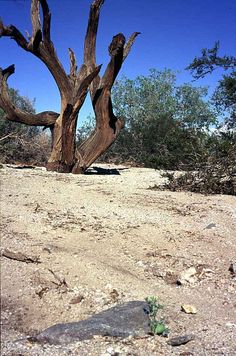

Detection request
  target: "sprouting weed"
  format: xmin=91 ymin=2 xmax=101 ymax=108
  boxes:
xmin=145 ymin=296 xmax=170 ymax=336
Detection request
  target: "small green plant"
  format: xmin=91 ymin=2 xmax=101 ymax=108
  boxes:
xmin=145 ymin=296 xmax=163 ymax=317
xmin=145 ymin=296 xmax=170 ymax=336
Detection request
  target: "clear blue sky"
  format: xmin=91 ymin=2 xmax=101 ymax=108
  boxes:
xmin=0 ymin=0 xmax=236 ymax=124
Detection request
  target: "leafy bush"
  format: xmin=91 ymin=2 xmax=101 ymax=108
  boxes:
xmin=77 ymin=69 xmax=235 ymax=195
xmin=99 ymin=69 xmax=217 ymax=169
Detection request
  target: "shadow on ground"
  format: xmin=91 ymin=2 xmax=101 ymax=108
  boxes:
xmin=85 ymin=166 xmax=128 ymax=175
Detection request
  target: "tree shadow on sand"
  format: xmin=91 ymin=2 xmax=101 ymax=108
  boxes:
xmin=85 ymin=166 xmax=129 ymax=175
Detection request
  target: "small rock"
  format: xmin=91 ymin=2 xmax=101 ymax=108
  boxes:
xmin=167 ymin=334 xmax=195 ymax=346
xmin=227 ymin=285 xmax=235 ymax=293
xmin=150 ymin=267 xmax=166 ymax=278
xmin=146 ymin=251 xmax=158 ymax=257
xmin=106 ymin=347 xmax=115 ymax=355
xmin=225 ymin=322 xmax=236 ymax=328
xmin=229 ymin=262 xmax=236 ymax=276
xmin=69 ymin=294 xmax=84 ymax=304
xmin=136 ymin=260 xmax=145 ymax=268
xmin=105 ymin=346 xmax=121 ymax=355
xmin=177 ymin=267 xmax=197 ymax=285
xmin=164 ymin=271 xmax=178 ymax=285
xmin=205 ymin=223 xmax=216 ymax=229
xmin=181 ymin=304 xmax=197 ymax=314
xmin=43 ymin=246 xmax=52 ymax=254
xmin=109 ymin=289 xmax=119 ymax=302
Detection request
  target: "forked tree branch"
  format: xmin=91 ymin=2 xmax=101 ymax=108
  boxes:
xmin=68 ymin=48 xmax=78 ymax=80
xmin=84 ymin=0 xmax=139 ymax=102
xmin=84 ymin=0 xmax=104 ymax=68
xmin=74 ymin=3 xmax=139 ymax=173
xmin=0 ymin=20 xmax=28 ymax=50
xmin=29 ymin=0 xmax=42 ymax=51
xmin=0 ymin=65 xmax=58 ymax=126
xmin=123 ymin=32 xmax=140 ymax=62
xmin=0 ymin=0 xmax=71 ymax=99
xmin=84 ymin=0 xmax=104 ymax=98
xmin=74 ymin=65 xmax=102 ymax=112
xmin=39 ymin=0 xmax=51 ymax=43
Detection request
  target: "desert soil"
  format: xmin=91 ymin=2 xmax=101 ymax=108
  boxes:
xmin=0 ymin=163 xmax=236 ymax=356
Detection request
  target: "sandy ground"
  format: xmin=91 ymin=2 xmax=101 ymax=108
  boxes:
xmin=0 ymin=163 xmax=236 ymax=355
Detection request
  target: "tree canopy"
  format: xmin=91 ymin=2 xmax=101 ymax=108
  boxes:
xmin=81 ymin=69 xmax=217 ymax=169
xmin=187 ymin=42 xmax=236 ymax=128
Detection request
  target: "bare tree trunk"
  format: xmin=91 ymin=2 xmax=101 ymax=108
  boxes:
xmin=47 ymin=109 xmax=78 ymax=173
xmin=0 ymin=0 xmax=139 ymax=174
xmin=72 ymin=2 xmax=140 ymax=173
xmin=73 ymin=113 xmax=124 ymax=174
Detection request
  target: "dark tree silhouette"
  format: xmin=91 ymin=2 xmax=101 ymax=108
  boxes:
xmin=186 ymin=41 xmax=236 ymax=79
xmin=187 ymin=42 xmax=236 ymax=128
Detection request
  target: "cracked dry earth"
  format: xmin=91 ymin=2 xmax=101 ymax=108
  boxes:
xmin=0 ymin=163 xmax=236 ymax=355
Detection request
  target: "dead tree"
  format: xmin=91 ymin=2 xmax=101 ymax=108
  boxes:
xmin=0 ymin=0 xmax=139 ymax=173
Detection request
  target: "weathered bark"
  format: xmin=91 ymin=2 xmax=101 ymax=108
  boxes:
xmin=0 ymin=66 xmax=59 ymax=127
xmin=73 ymin=2 xmax=140 ymax=173
xmin=0 ymin=0 xmax=139 ymax=173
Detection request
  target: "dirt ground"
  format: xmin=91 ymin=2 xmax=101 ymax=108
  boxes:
xmin=1 ymin=163 xmax=236 ymax=355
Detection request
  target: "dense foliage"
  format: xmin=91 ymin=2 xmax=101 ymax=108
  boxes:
xmin=0 ymin=89 xmax=50 ymax=165
xmin=79 ymin=69 xmax=217 ymax=169
xmin=77 ymin=67 xmax=235 ymax=195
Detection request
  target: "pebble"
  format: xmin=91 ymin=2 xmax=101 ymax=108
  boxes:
xmin=225 ymin=322 xmax=236 ymax=328
xmin=177 ymin=267 xmax=197 ymax=285
xmin=167 ymin=334 xmax=195 ymax=346
xmin=181 ymin=304 xmax=197 ymax=314
xmin=205 ymin=223 xmax=216 ymax=229
xmin=229 ymin=262 xmax=236 ymax=275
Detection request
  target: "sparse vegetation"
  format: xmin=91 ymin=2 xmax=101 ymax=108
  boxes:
xmin=145 ymin=296 xmax=170 ymax=336
xmin=0 ymin=89 xmax=50 ymax=166
xmin=161 ymin=158 xmax=235 ymax=196
xmin=149 ymin=133 xmax=236 ymax=196
xmin=187 ymin=41 xmax=236 ymax=129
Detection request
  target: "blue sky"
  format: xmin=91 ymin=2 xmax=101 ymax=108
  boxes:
xmin=0 ymin=0 xmax=236 ymax=125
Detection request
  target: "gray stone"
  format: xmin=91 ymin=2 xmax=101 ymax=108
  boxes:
xmin=205 ymin=223 xmax=216 ymax=229
xmin=167 ymin=334 xmax=195 ymax=346
xmin=34 ymin=301 xmax=151 ymax=344
xmin=229 ymin=262 xmax=236 ymax=276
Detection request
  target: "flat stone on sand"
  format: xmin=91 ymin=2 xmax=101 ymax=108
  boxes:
xmin=35 ymin=301 xmax=151 ymax=344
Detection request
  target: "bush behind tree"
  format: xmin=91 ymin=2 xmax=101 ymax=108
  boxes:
xmin=160 ymin=131 xmax=236 ymax=195
xmin=79 ymin=69 xmax=217 ymax=169
xmin=78 ymin=68 xmax=235 ymax=195
xmin=0 ymin=89 xmax=50 ymax=165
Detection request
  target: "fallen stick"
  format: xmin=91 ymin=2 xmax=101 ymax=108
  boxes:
xmin=1 ymin=249 xmax=41 ymax=263
xmin=48 ymin=268 xmax=68 ymax=290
